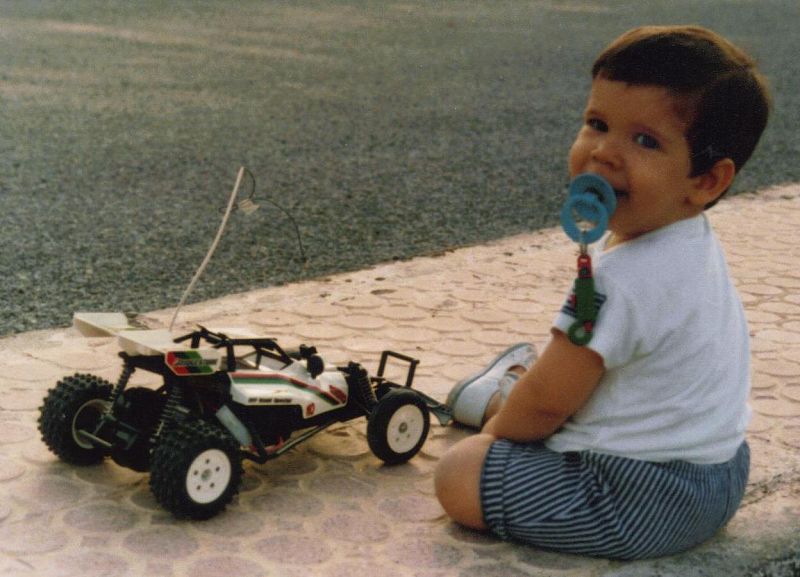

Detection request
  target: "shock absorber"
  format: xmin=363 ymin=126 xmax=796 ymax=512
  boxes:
xmin=345 ymin=362 xmax=377 ymax=413
xmin=107 ymin=354 xmax=136 ymax=411
xmin=154 ymin=385 xmax=188 ymax=439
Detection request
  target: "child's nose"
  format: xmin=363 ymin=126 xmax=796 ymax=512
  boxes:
xmin=590 ymin=137 xmax=623 ymax=168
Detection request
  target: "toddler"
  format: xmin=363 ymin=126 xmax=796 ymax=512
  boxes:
xmin=434 ymin=25 xmax=770 ymax=560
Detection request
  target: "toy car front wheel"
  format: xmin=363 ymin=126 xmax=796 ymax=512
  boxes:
xmin=367 ymin=388 xmax=430 ymax=465
xmin=149 ymin=420 xmax=243 ymax=520
xmin=38 ymin=374 xmax=113 ymax=465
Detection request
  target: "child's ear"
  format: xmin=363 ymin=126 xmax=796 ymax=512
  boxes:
xmin=689 ymin=158 xmax=736 ymax=208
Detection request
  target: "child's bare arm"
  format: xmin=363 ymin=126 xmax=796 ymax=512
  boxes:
xmin=482 ymin=329 xmax=604 ymax=442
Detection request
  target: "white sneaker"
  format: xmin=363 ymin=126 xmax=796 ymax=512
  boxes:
xmin=447 ymin=343 xmax=537 ymax=428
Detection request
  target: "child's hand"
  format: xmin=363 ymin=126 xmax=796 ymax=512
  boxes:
xmin=482 ymin=329 xmax=604 ymax=442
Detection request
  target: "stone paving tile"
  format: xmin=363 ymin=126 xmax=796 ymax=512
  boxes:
xmin=0 ymin=185 xmax=798 ymax=577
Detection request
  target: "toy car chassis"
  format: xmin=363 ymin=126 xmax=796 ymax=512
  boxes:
xmin=38 ymin=313 xmax=447 ymax=519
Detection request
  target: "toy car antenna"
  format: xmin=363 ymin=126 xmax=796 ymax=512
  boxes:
xmin=169 ymin=167 xmax=246 ymax=331
xmin=168 ymin=166 xmax=309 ymax=332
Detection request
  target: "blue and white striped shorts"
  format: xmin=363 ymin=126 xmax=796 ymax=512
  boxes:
xmin=480 ymin=440 xmax=749 ymax=560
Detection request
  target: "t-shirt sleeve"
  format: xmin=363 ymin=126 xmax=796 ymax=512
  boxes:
xmin=553 ymin=273 xmax=639 ymax=370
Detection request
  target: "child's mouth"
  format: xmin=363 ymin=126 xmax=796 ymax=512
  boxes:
xmin=614 ymin=189 xmax=628 ymax=200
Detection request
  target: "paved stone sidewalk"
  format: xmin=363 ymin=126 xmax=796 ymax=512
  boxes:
xmin=0 ymin=185 xmax=798 ymax=577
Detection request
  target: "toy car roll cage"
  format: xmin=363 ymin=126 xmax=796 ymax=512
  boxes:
xmin=174 ymin=326 xmax=418 ymax=387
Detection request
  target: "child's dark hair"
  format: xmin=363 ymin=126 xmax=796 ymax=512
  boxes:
xmin=592 ymin=26 xmax=770 ymax=205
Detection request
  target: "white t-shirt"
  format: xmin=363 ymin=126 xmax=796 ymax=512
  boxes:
xmin=548 ymin=214 xmax=751 ymax=464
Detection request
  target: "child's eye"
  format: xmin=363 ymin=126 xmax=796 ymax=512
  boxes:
xmin=586 ymin=118 xmax=608 ymax=132
xmin=635 ymin=133 xmax=660 ymax=150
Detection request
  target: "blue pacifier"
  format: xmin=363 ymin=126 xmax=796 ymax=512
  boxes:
xmin=560 ymin=173 xmax=616 ymax=244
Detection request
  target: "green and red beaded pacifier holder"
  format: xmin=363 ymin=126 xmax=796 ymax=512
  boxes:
xmin=559 ymin=174 xmax=616 ymax=345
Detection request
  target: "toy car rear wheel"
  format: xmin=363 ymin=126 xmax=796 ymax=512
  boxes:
xmin=38 ymin=374 xmax=112 ymax=465
xmin=367 ymin=388 xmax=430 ymax=465
xmin=149 ymin=420 xmax=243 ymax=520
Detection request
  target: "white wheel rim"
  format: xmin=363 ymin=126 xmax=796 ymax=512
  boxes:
xmin=386 ymin=404 xmax=425 ymax=454
xmin=185 ymin=449 xmax=232 ymax=504
xmin=72 ymin=399 xmax=110 ymax=449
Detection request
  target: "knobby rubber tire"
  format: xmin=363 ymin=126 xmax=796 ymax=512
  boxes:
xmin=149 ymin=419 xmax=243 ymax=520
xmin=38 ymin=374 xmax=113 ymax=465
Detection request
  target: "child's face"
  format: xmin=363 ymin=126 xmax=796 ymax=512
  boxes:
xmin=569 ymin=77 xmax=700 ymax=244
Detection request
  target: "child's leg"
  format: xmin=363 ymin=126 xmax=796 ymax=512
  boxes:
xmin=434 ymin=433 xmax=496 ymax=530
xmin=435 ymin=347 xmax=534 ymax=528
xmin=483 ymin=364 xmax=526 ymax=421
xmin=447 ymin=343 xmax=536 ymax=428
xmin=437 ymin=439 xmax=751 ymax=560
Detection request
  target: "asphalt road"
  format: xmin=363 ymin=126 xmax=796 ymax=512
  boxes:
xmin=1 ymin=0 xmax=798 ymax=336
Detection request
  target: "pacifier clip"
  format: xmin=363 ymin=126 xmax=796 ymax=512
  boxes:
xmin=559 ymin=174 xmax=616 ymax=345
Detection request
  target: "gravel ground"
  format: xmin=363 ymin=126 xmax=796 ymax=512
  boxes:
xmin=1 ymin=0 xmax=799 ymax=336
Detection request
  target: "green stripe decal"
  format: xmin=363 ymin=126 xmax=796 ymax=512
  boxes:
xmin=231 ymin=372 xmax=343 ymax=405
